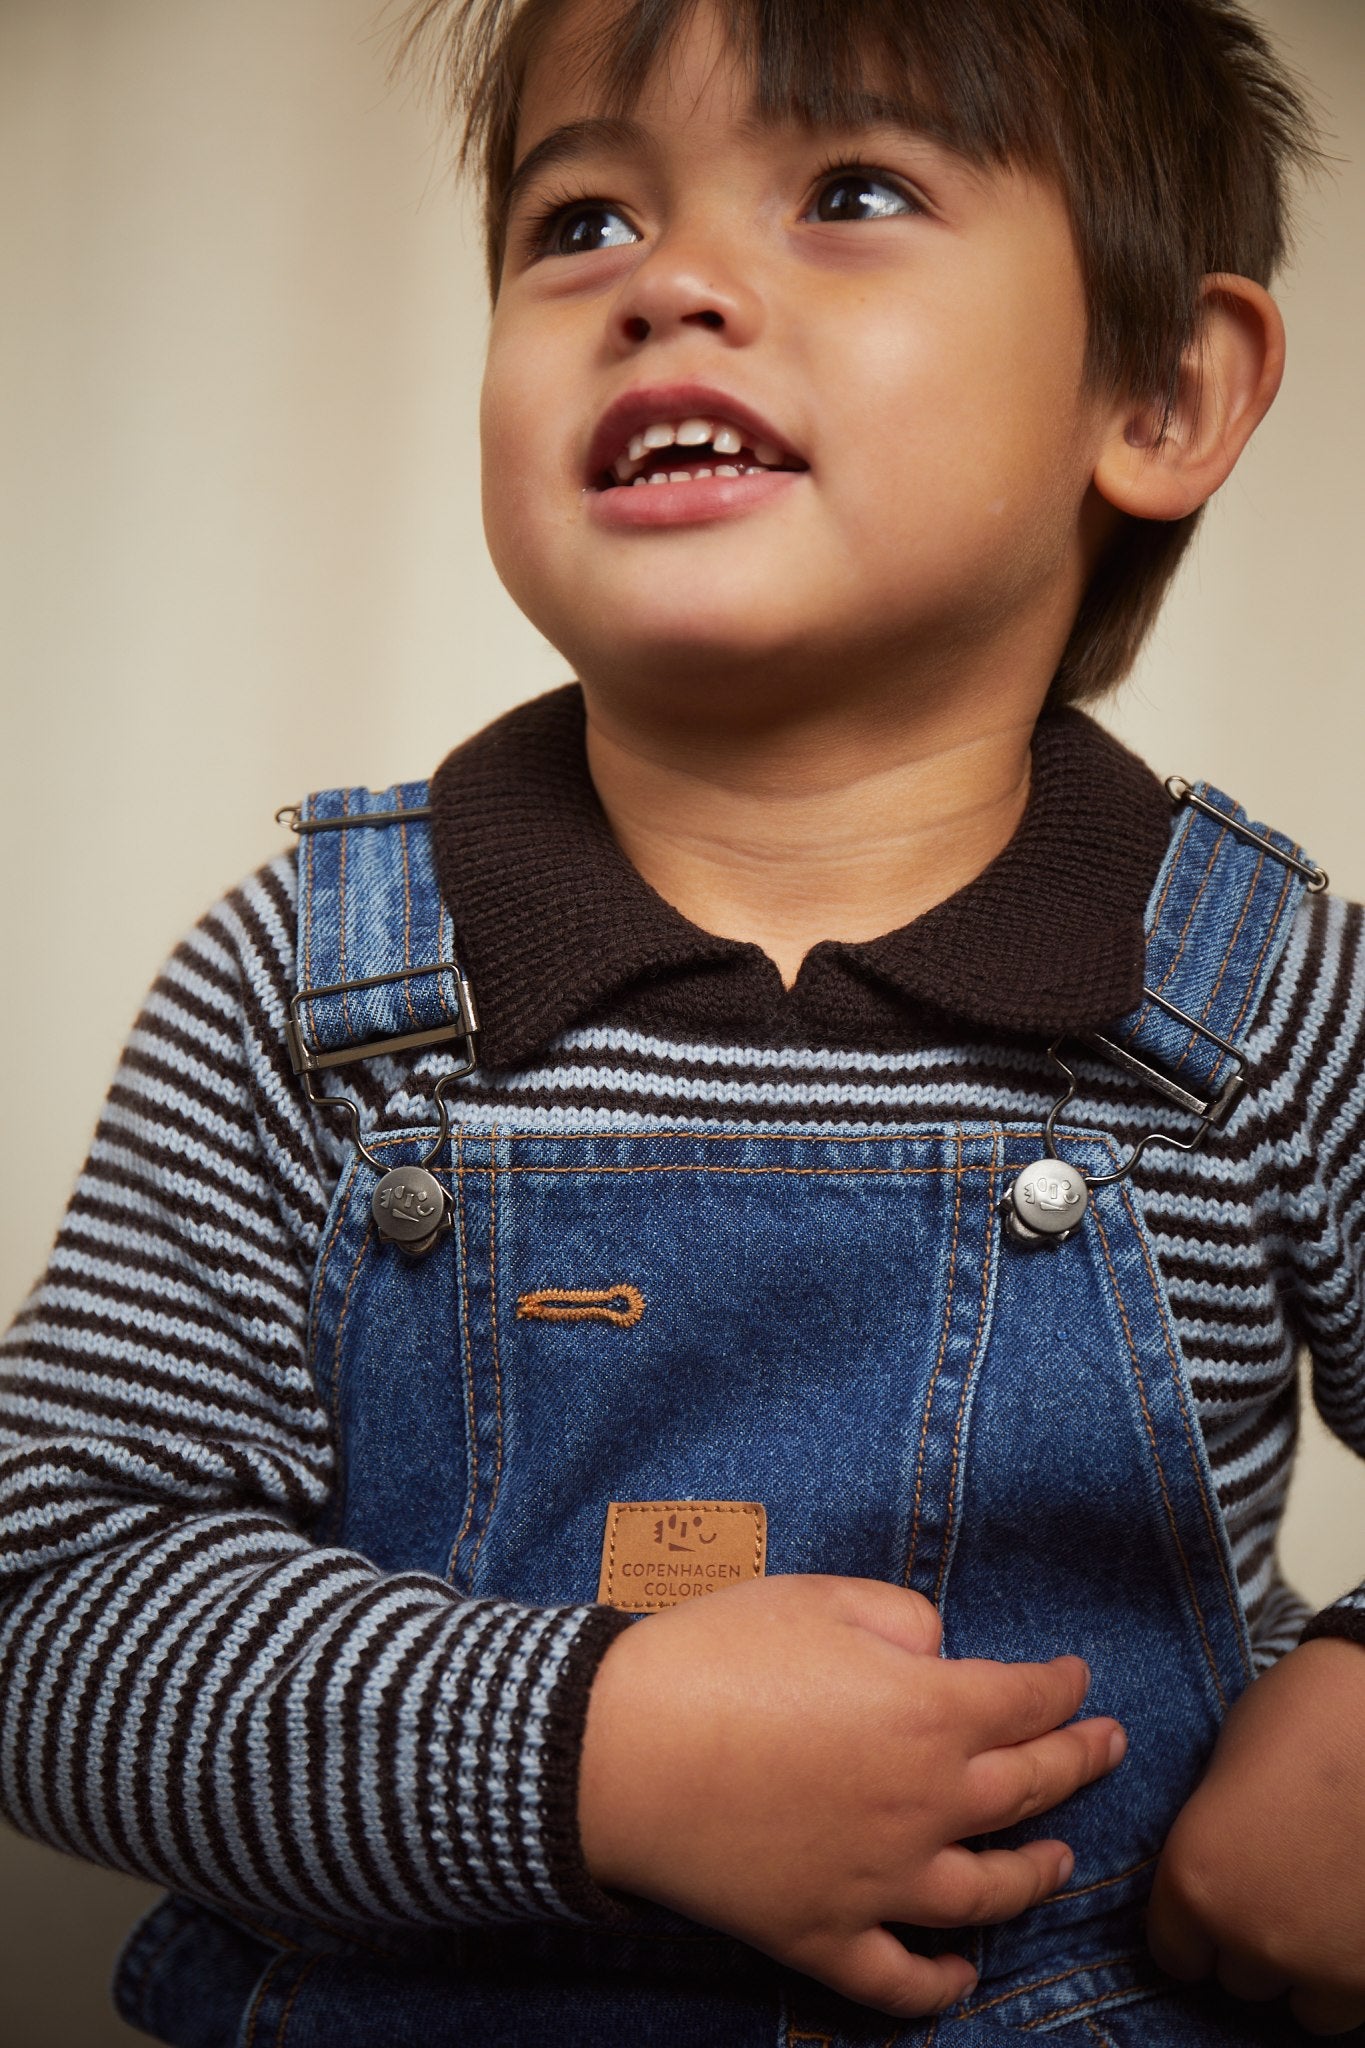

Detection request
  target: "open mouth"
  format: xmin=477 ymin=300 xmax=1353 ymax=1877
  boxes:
xmin=592 ymin=414 xmax=809 ymax=491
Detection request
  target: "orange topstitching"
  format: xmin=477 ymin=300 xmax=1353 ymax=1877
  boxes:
xmin=904 ymin=1124 xmax=964 ymax=1587
xmin=465 ymin=1127 xmax=505 ymax=1585
xmin=1090 ymin=1205 xmax=1226 ymax=1710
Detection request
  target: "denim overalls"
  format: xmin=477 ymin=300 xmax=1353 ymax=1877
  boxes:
xmin=116 ymin=776 xmax=1323 ymax=2048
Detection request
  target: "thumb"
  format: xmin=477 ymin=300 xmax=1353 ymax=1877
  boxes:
xmin=832 ymin=1576 xmax=943 ymax=1658
xmin=799 ymin=1927 xmax=977 ymax=2018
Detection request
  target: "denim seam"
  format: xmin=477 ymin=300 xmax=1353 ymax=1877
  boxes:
xmin=1148 ymin=823 xmax=1226 ymax=1001
xmin=447 ymin=1127 xmax=479 ymax=1587
xmin=360 ymin=1138 xmax=1092 ymax=1168
xmin=1117 ymin=1182 xmax=1251 ymax=1683
xmin=466 ymin=1126 xmax=506 ymax=1585
xmin=360 ymin=1127 xmax=1028 ymax=1153
xmin=1170 ymin=848 xmax=1262 ymax=1077
xmin=303 ymin=812 xmax=319 ymax=1049
xmin=959 ymin=1949 xmax=1144 ymax=2021
xmin=935 ymin=1155 xmax=999 ymax=1606
xmin=1020 ymin=1976 xmax=1152 ymax=2030
xmin=1123 ymin=822 xmax=1225 ymax=1048
xmin=117 ymin=1899 xmax=202 ymax=2012
xmin=1142 ymin=801 xmax=1197 ymax=950
xmin=338 ymin=789 xmax=354 ymax=1040
xmin=239 ymin=1949 xmax=295 ymax=2048
xmin=493 ymin=1163 xmax=987 ymax=1180
xmin=871 ymin=2024 xmax=936 ymax=2048
xmin=1224 ymin=860 xmax=1295 ymax=1046
xmin=904 ymin=1124 xmax=963 ymax=1587
xmin=1082 ymin=2019 xmax=1119 ymax=2047
xmin=1048 ymin=1849 xmax=1158 ymax=1904
xmin=271 ymin=1951 xmax=326 ymax=2046
xmin=516 ymin=1286 xmax=647 ymax=1325
xmin=394 ymin=788 xmax=419 ymax=1031
xmin=1090 ymin=1206 xmax=1227 ymax=1711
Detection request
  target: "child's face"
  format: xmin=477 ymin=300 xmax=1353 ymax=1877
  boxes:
xmin=480 ymin=1 xmax=1116 ymax=706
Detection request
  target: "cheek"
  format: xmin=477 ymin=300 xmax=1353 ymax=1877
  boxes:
xmin=831 ymin=296 xmax=1073 ymax=504
xmin=479 ymin=355 xmax=548 ymax=559
xmin=479 ymin=356 xmax=523 ymax=496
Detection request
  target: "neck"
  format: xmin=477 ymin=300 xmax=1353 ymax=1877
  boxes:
xmin=582 ymin=680 xmax=1044 ymax=988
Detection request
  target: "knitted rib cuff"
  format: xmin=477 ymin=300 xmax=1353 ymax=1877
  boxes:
xmin=1299 ymin=1600 xmax=1365 ymax=1653
xmin=537 ymin=1602 xmax=639 ymax=1923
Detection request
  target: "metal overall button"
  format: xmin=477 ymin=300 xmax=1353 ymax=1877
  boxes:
xmin=371 ymin=1165 xmax=453 ymax=1257
xmin=1004 ymin=1157 xmax=1089 ymax=1245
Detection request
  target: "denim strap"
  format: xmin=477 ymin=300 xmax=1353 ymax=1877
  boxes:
xmin=283 ymin=774 xmax=1320 ymax=1104
xmin=286 ymin=781 xmax=475 ymax=1071
xmin=1107 ymin=779 xmax=1324 ymax=1109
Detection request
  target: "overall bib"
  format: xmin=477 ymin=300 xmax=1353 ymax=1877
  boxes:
xmin=116 ymin=778 xmax=1320 ymax=2048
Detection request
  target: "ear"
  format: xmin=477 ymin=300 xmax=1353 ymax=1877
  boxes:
xmin=1092 ymin=275 xmax=1286 ymax=523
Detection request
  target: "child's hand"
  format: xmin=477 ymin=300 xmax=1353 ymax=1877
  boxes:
xmin=1147 ymin=1636 xmax=1365 ymax=2036
xmin=578 ymin=1574 xmax=1126 ymax=2018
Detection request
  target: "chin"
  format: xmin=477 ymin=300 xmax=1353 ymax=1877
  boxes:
xmin=550 ymin=591 xmax=817 ymax=673
xmin=570 ymin=624 xmax=815 ymax=690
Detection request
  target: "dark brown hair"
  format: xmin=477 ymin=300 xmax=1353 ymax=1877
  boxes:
xmin=394 ymin=0 xmax=1322 ymax=706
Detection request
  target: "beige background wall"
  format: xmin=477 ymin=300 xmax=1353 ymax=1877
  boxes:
xmin=1 ymin=1 xmax=1362 ymax=2040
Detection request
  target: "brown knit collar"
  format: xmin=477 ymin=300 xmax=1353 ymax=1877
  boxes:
xmin=429 ymin=684 xmax=1173 ymax=1070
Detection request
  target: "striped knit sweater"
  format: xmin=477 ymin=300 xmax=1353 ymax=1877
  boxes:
xmin=2 ymin=691 xmax=1363 ymax=1944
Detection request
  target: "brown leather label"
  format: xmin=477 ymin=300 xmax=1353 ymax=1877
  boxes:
xmin=597 ymin=1501 xmax=767 ymax=1613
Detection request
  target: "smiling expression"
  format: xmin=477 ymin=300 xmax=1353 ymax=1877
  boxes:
xmin=479 ymin=0 xmax=1119 ymax=707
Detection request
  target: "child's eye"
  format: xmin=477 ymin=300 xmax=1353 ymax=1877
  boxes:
xmin=807 ymin=169 xmax=920 ymax=222
xmin=530 ymin=202 xmax=640 ymax=258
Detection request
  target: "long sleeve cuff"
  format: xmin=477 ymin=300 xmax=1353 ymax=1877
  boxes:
xmin=486 ymin=1598 xmax=637 ymax=1923
xmin=1300 ymin=1593 xmax=1365 ymax=1651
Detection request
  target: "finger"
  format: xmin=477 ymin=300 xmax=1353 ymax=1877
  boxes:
xmin=831 ymin=1576 xmax=944 ymax=1659
xmin=917 ymin=1840 xmax=1075 ymax=1927
xmin=964 ymin=1718 xmax=1127 ymax=1833
xmin=1215 ymin=1952 xmax=1292 ymax=2004
xmin=793 ymin=1927 xmax=978 ymax=2019
xmin=1145 ymin=1863 xmax=1216 ymax=1983
xmin=1289 ymin=1989 xmax=1365 ymax=2037
xmin=950 ymin=1656 xmax=1094 ymax=1750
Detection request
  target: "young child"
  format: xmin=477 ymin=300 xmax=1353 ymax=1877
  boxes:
xmin=3 ymin=1 xmax=1363 ymax=2043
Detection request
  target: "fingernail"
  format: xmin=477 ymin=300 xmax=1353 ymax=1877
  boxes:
xmin=943 ymin=1972 xmax=978 ymax=2010
xmin=1107 ymin=1728 xmax=1127 ymax=1767
xmin=1057 ymin=1849 xmax=1075 ymax=1885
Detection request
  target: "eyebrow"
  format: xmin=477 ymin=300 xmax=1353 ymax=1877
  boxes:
xmin=502 ymin=94 xmax=968 ymax=219
xmin=504 ymin=116 xmax=647 ymax=219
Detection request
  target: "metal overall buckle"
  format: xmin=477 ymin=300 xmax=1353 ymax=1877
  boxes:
xmin=1003 ymin=777 xmax=1329 ymax=1248
xmin=286 ymin=963 xmax=479 ymax=1258
xmin=1002 ymin=993 xmax=1247 ymax=1247
xmin=279 ymin=798 xmax=478 ymax=1256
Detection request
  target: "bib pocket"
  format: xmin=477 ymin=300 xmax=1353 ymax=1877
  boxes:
xmin=437 ymin=1126 xmax=1005 ymax=1608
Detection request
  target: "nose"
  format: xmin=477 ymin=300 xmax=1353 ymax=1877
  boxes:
xmin=608 ymin=229 xmax=764 ymax=354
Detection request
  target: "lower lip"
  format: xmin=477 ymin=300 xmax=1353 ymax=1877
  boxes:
xmin=586 ymin=469 xmax=804 ymax=529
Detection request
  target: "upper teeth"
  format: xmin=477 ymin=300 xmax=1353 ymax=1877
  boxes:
xmin=612 ymin=417 xmax=786 ymax=484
